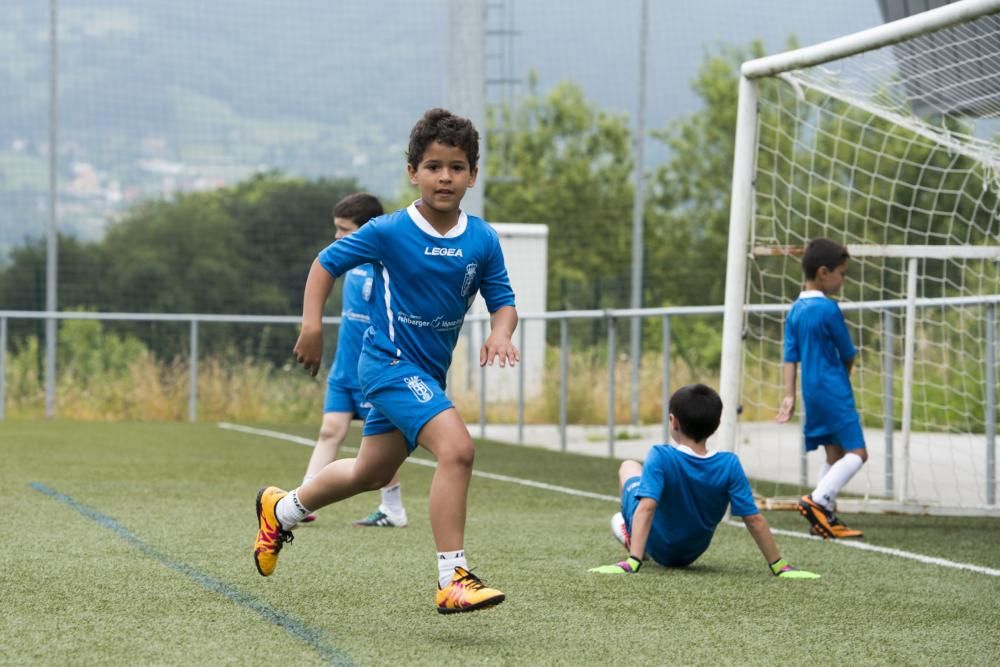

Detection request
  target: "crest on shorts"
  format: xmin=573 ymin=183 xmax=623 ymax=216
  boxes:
xmin=460 ymin=263 xmax=478 ymax=297
xmin=404 ymin=375 xmax=434 ymax=403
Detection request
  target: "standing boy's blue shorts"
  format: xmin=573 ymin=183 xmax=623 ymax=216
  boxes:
xmin=323 ymin=379 xmax=372 ymax=420
xmin=359 ymin=356 xmax=454 ymax=454
xmin=804 ymin=414 xmax=866 ymax=452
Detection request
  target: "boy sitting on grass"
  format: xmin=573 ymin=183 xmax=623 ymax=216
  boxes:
xmin=590 ymin=384 xmax=819 ymax=579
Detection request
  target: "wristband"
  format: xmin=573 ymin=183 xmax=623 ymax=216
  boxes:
xmin=625 ymin=556 xmax=642 ymax=573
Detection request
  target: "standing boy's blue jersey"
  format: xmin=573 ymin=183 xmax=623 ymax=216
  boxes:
xmin=316 ymin=202 xmax=516 ymax=386
xmin=783 ymin=291 xmax=858 ymax=436
xmin=629 ymin=444 xmax=758 ymax=567
xmin=327 ymin=264 xmax=374 ymax=389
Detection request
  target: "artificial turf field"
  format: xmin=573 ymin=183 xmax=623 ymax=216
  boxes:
xmin=3 ymin=421 xmax=999 ymax=666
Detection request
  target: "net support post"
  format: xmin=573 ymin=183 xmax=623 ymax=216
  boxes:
xmin=986 ymin=302 xmax=997 ymax=505
xmin=517 ymin=324 xmax=525 ymax=444
xmin=719 ymin=75 xmax=760 ymax=452
xmin=899 ymin=258 xmax=919 ymax=502
xmin=188 ymin=320 xmax=198 ymax=422
xmin=883 ymin=308 xmax=895 ymax=497
xmin=479 ymin=318 xmax=487 ymax=439
xmin=559 ymin=318 xmax=568 ymax=452
xmin=0 ymin=317 xmax=6 ymax=421
xmin=607 ymin=311 xmax=617 ymax=458
xmin=661 ymin=314 xmax=671 ymax=444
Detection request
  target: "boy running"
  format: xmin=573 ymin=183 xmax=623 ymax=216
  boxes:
xmin=298 ymin=192 xmax=408 ymax=528
xmin=254 ymin=108 xmax=519 ymax=614
xmin=776 ymin=237 xmax=867 ymax=539
xmin=591 ymin=384 xmax=818 ymax=579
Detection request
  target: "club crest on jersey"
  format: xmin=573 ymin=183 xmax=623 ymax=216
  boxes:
xmin=461 ymin=263 xmax=478 ymax=296
xmin=404 ymin=375 xmax=434 ymax=403
xmin=424 ymin=247 xmax=463 ymax=257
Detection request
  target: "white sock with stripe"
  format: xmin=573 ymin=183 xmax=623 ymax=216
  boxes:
xmin=812 ymin=453 xmax=864 ymax=511
xmin=380 ymin=483 xmax=404 ymax=519
xmin=438 ymin=550 xmax=467 ymax=588
xmin=275 ymin=489 xmax=311 ymax=530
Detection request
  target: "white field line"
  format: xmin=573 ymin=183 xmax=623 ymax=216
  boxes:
xmin=217 ymin=422 xmax=619 ymax=502
xmin=218 ymin=422 xmax=1000 ymax=577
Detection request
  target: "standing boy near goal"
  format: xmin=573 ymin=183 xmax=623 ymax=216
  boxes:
xmin=590 ymin=384 xmax=819 ymax=579
xmin=254 ymin=108 xmax=519 ymax=614
xmin=297 ymin=192 xmax=408 ymax=528
xmin=776 ymin=237 xmax=867 ymax=539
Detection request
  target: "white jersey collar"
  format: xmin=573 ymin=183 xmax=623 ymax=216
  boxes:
xmin=407 ymin=200 xmax=467 ymax=239
xmin=798 ymin=290 xmax=826 ymax=300
xmin=675 ymin=443 xmax=716 ymax=458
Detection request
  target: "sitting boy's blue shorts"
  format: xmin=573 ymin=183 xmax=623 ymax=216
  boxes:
xmin=804 ymin=415 xmax=866 ymax=452
xmin=323 ymin=380 xmax=372 ymax=419
xmin=620 ymin=475 xmax=643 ymax=534
xmin=359 ymin=357 xmax=453 ymax=454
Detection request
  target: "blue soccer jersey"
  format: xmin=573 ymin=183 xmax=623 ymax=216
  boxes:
xmin=783 ymin=291 xmax=858 ymax=436
xmin=628 ymin=444 xmax=758 ymax=567
xmin=326 ymin=264 xmax=374 ymax=390
xmin=316 ymin=202 xmax=516 ymax=387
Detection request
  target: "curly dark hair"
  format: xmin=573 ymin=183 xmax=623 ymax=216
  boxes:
xmin=407 ymin=108 xmax=479 ymax=171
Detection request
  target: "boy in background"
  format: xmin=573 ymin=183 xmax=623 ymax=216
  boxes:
xmin=255 ymin=108 xmax=519 ymax=614
xmin=591 ymin=384 xmax=818 ymax=579
xmin=776 ymin=237 xmax=867 ymax=539
xmin=298 ymin=192 xmax=407 ymax=528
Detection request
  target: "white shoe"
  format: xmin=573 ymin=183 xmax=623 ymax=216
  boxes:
xmin=610 ymin=512 xmax=629 ymax=548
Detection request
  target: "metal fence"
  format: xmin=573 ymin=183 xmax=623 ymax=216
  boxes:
xmin=2 ymin=295 xmax=996 ymax=469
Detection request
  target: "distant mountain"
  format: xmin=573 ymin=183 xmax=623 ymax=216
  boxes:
xmin=0 ymin=0 xmax=882 ymax=257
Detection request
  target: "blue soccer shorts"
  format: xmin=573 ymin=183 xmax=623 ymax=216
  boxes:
xmin=804 ymin=415 xmax=866 ymax=452
xmin=359 ymin=357 xmax=454 ymax=454
xmin=323 ymin=379 xmax=372 ymax=420
xmin=620 ymin=476 xmax=643 ymax=534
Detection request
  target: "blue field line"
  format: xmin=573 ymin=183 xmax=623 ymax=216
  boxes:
xmin=29 ymin=482 xmax=357 ymax=667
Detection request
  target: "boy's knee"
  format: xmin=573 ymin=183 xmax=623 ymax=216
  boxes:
xmin=619 ymin=460 xmax=642 ymax=476
xmin=436 ymin=438 xmax=475 ymax=469
xmin=851 ymin=449 xmax=869 ymax=463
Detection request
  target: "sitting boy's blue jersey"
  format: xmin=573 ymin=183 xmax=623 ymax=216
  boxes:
xmin=783 ymin=291 xmax=858 ymax=436
xmin=317 ymin=202 xmax=516 ymax=386
xmin=327 ymin=264 xmax=374 ymax=390
xmin=636 ymin=444 xmax=758 ymax=567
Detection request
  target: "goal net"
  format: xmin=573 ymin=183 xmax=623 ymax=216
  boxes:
xmin=720 ymin=0 xmax=1000 ymax=516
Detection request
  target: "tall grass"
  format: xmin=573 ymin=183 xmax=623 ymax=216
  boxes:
xmin=3 ymin=319 xmax=990 ymax=432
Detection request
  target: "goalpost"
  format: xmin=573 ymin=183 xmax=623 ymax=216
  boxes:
xmin=720 ymin=0 xmax=1000 ymax=516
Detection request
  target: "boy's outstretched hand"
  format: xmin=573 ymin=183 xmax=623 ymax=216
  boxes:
xmin=589 ymin=557 xmax=642 ymax=574
xmin=480 ymin=332 xmax=520 ymax=368
xmin=769 ymin=558 xmax=820 ymax=579
xmin=293 ymin=326 xmax=324 ymax=377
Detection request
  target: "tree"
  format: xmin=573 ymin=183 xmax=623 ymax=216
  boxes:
xmin=485 ymin=80 xmax=634 ymax=311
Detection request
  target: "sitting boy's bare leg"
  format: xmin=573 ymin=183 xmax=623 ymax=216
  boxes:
xmin=298 ymin=431 xmax=408 ymax=510
xmin=418 ymin=408 xmax=475 ymax=552
xmin=618 ymin=460 xmax=643 ymax=494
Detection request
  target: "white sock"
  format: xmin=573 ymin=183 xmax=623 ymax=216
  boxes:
xmin=818 ymin=461 xmax=832 ymax=483
xmin=380 ymin=483 xmax=404 ymax=518
xmin=275 ymin=489 xmax=312 ymax=530
xmin=438 ymin=550 xmax=467 ymax=588
xmin=812 ymin=453 xmax=864 ymax=511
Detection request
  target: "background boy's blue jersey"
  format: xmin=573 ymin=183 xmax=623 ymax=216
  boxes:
xmin=783 ymin=291 xmax=858 ymax=435
xmin=636 ymin=444 xmax=758 ymax=566
xmin=327 ymin=264 xmax=374 ymax=390
xmin=317 ymin=202 xmax=516 ymax=386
